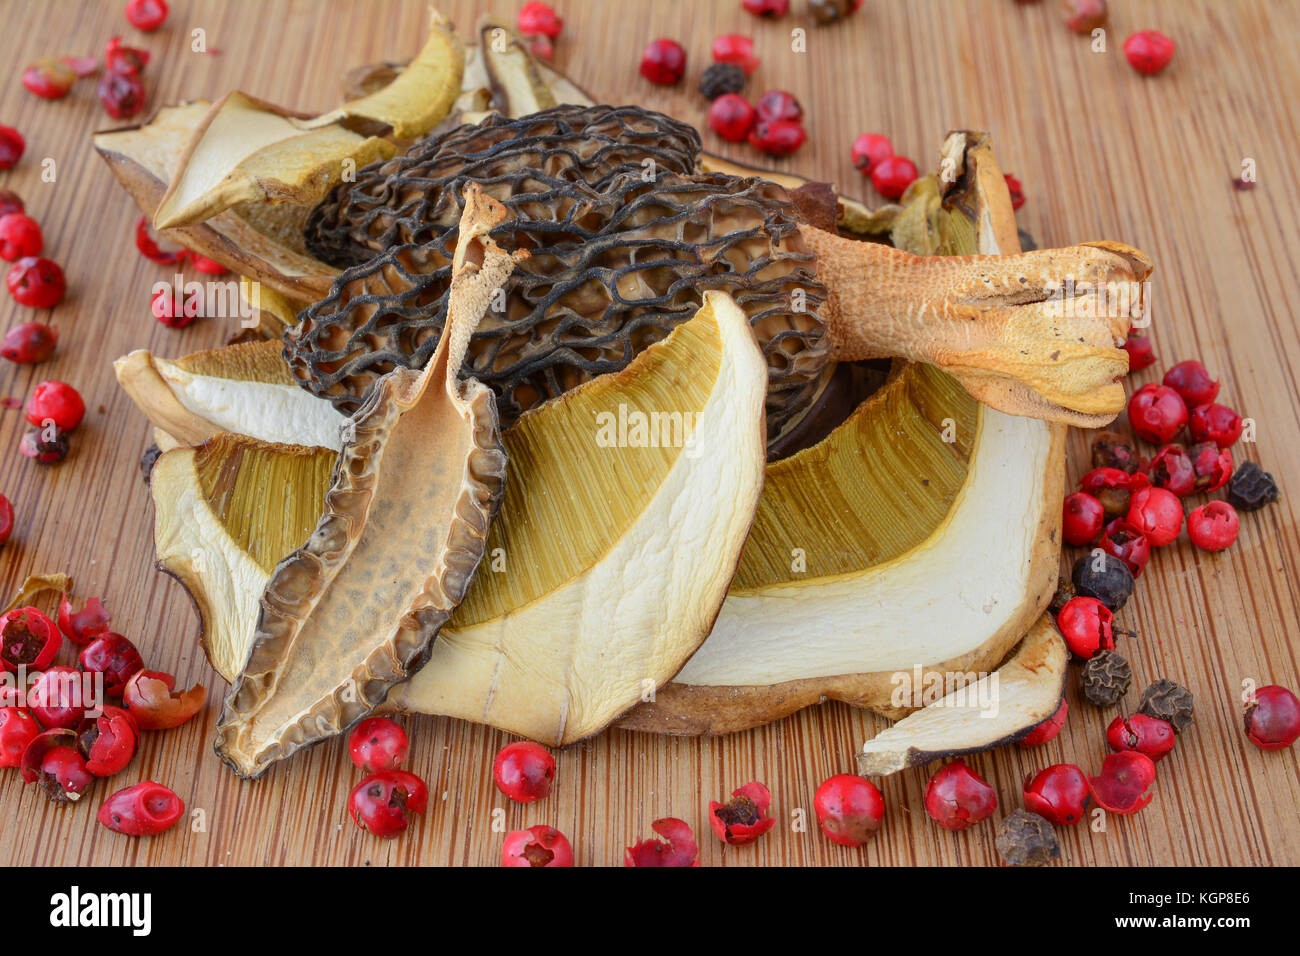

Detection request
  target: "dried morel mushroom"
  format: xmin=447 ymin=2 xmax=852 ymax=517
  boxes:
xmin=1080 ymin=649 xmax=1132 ymax=707
xmin=1138 ymin=678 xmax=1194 ymax=733
xmin=291 ymin=104 xmax=1153 ymax=449
xmin=995 ymin=809 xmax=1060 ymax=867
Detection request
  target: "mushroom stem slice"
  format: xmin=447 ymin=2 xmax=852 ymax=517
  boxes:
xmin=800 ymin=226 xmax=1153 ymax=426
xmin=855 ymin=615 xmax=1069 ymax=776
xmin=213 ymin=184 xmax=523 ymax=778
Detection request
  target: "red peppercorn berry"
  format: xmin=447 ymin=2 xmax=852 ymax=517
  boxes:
xmin=1146 ymin=443 xmax=1195 ymax=497
xmin=708 ymin=93 xmax=757 ymax=143
xmin=349 ymin=770 xmax=428 ymax=838
xmin=20 ymin=426 xmax=68 ymax=464
xmin=98 ymin=780 xmax=185 ymax=835
xmin=25 ymin=380 xmax=85 ymax=431
xmin=1122 ymin=334 xmax=1155 ymax=372
xmin=57 ymin=593 xmax=111 ymax=645
xmin=923 ymin=759 xmax=997 ymax=830
xmin=186 ymin=251 xmax=228 ymax=276
xmin=1186 ymin=500 xmax=1239 ymax=552
xmin=348 ymin=717 xmax=410 ymax=772
xmin=1064 ymin=0 xmax=1108 ymax=33
xmin=1062 ymin=491 xmax=1105 ymax=546
xmin=1124 ymin=30 xmax=1175 ymax=76
xmin=21 ymin=729 xmax=94 ymax=802
xmin=0 ymin=128 xmax=25 ymax=170
xmin=0 ymin=493 xmax=13 ymax=547
xmin=1022 ymin=763 xmax=1090 ymax=825
xmin=624 ymin=817 xmax=699 ymax=867
xmin=1004 ymin=173 xmax=1026 ymax=210
xmin=492 ymin=740 xmax=555 ymax=803
xmin=712 ymin=34 xmax=759 ymax=75
xmin=1101 ymin=518 xmax=1151 ymax=577
xmin=813 ymin=773 xmax=885 ymax=846
xmin=1079 ymin=467 xmax=1133 ymax=518
xmin=1188 ymin=442 xmax=1232 ymax=493
xmin=2 ymin=322 xmax=58 ymax=364
xmin=743 ymin=0 xmax=790 ymax=16
xmin=124 ymin=670 xmax=205 ymax=730
xmin=851 ymin=133 xmax=893 ymax=176
xmin=640 ymin=38 xmax=686 ymax=85
xmin=709 ymin=780 xmax=777 ymax=845
xmin=748 ymin=119 xmax=806 ymax=156
xmin=871 ymin=155 xmax=919 ymax=200
xmin=518 ymin=2 xmax=563 ymax=39
xmin=1162 ymin=359 xmax=1219 ymax=408
xmin=1106 ymin=713 xmax=1176 ymax=762
xmin=1018 ymin=699 xmax=1067 ymax=748
xmin=7 ymin=257 xmax=66 ymax=309
xmin=756 ymin=90 xmax=802 ymax=124
xmin=1126 ymin=485 xmax=1183 ymax=547
xmin=1244 ymin=685 xmax=1300 ymax=751
xmin=0 ymin=606 xmax=61 ymax=673
xmin=0 ymin=213 xmax=43 ymax=262
xmin=151 ymin=288 xmax=196 ymax=329
xmin=1127 ymin=383 xmax=1187 ymax=444
xmin=22 ymin=59 xmax=77 ymax=99
xmin=125 ymin=0 xmax=169 ymax=32
xmin=28 ymin=667 xmax=88 ymax=730
xmin=0 ymin=707 xmax=41 ymax=767
xmin=1188 ymin=402 xmax=1243 ymax=449
xmin=78 ymin=705 xmax=138 ymax=776
xmin=98 ymin=67 xmax=146 ymax=119
xmin=135 ymin=215 xmax=186 ymax=264
xmin=104 ymin=37 xmax=150 ymax=75
xmin=502 ymin=824 xmax=574 ymax=866
xmin=1089 ymin=751 xmax=1156 ymax=814
xmin=1056 ymin=596 xmax=1115 ymax=660
xmin=78 ymin=633 xmax=145 ymax=697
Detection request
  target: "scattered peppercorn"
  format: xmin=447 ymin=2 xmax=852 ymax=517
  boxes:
xmin=708 ymin=94 xmax=757 ymax=143
xmin=1080 ymin=649 xmax=1132 ymax=707
xmin=851 ymin=133 xmax=893 ymax=175
xmin=1071 ymin=552 xmax=1134 ymax=611
xmin=1124 ymin=30 xmax=1175 ymax=76
xmin=1101 ymin=519 xmax=1151 ymax=577
xmin=1127 ymin=486 xmax=1184 ymax=547
xmin=0 ymin=189 xmax=23 ymax=217
xmin=22 ymin=59 xmax=77 ymax=99
xmin=1128 ymin=384 xmax=1188 ymax=444
xmin=1188 ymin=402 xmax=1243 ymax=449
xmin=699 ymin=62 xmax=746 ymax=100
xmin=995 ymin=809 xmax=1060 ymax=867
xmin=809 ymin=0 xmax=861 ymax=24
xmin=639 ymin=38 xmax=686 ymax=85
xmin=20 ymin=425 xmax=69 ymax=464
xmin=1122 ymin=334 xmax=1156 ymax=372
xmin=1138 ymin=678 xmax=1194 ymax=733
xmin=1 ymin=322 xmax=58 ymax=364
xmin=1163 ymin=360 xmax=1220 ymax=407
xmin=0 ymin=213 xmax=44 ymax=262
xmin=1243 ymin=685 xmax=1300 ymax=751
xmin=6 ymin=256 xmax=66 ymax=309
xmin=871 ymin=155 xmax=919 ymax=200
xmin=1079 ymin=466 xmax=1133 ymax=517
xmin=1226 ymin=461 xmax=1279 ymax=511
xmin=0 ymin=128 xmax=24 ymax=171
xmin=756 ymin=90 xmax=803 ymax=124
xmin=1189 ymin=442 xmax=1233 ymax=492
xmin=1062 ymin=0 xmax=1107 ymax=33
xmin=743 ymin=0 xmax=789 ymax=16
xmin=1187 ymin=500 xmax=1239 ymax=552
xmin=712 ymin=34 xmax=759 ymax=75
xmin=1004 ymin=173 xmax=1026 ymax=210
xmin=125 ymin=0 xmax=169 ymax=32
xmin=1062 ymin=491 xmax=1105 ymax=546
xmin=748 ymin=119 xmax=806 ymax=155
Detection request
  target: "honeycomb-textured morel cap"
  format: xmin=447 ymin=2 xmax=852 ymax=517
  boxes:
xmin=288 ymin=168 xmax=831 ymax=447
xmin=304 ymin=104 xmax=703 ymax=268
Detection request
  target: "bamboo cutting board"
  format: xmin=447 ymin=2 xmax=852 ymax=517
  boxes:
xmin=1 ymin=0 xmax=1297 ymax=867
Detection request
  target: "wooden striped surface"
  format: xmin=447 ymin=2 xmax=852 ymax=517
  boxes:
xmin=1 ymin=0 xmax=1297 ymax=866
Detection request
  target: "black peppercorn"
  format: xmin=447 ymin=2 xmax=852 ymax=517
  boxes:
xmin=1138 ymin=678 xmax=1194 ymax=733
xmin=995 ymin=810 xmax=1060 ymax=867
xmin=1081 ymin=650 xmax=1132 ymax=707
xmin=698 ymin=63 xmax=746 ymax=100
xmin=1071 ymin=552 xmax=1135 ymax=612
xmin=1227 ymin=461 xmax=1279 ymax=511
xmin=1092 ymin=431 xmax=1139 ymax=474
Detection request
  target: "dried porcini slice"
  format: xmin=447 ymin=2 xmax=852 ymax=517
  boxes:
xmin=151 ymin=434 xmax=336 ymax=681
xmin=152 ymin=9 xmax=465 ymax=230
xmin=214 ymin=184 xmax=522 ymax=777
xmin=382 ymin=287 xmax=768 ymax=744
xmin=854 ymin=616 xmax=1069 ymax=776
xmin=114 ymin=338 xmax=346 ymax=452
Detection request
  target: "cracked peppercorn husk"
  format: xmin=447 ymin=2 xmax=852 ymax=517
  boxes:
xmin=1227 ymin=461 xmax=1279 ymax=511
xmin=1092 ymin=430 xmax=1139 ymax=474
xmin=1081 ymin=650 xmax=1132 ymax=707
xmin=699 ymin=62 xmax=746 ymax=100
xmin=995 ymin=810 xmax=1060 ymax=867
xmin=1049 ymin=576 xmax=1076 ymax=616
xmin=1138 ymin=678 xmax=1194 ymax=733
xmin=20 ymin=426 xmax=68 ymax=464
xmin=1072 ymin=552 xmax=1135 ymax=611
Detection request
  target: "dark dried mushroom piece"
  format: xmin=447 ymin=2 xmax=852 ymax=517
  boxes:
xmin=1227 ymin=460 xmax=1279 ymax=511
xmin=1138 ymin=678 xmax=1194 ymax=733
xmin=996 ymin=809 xmax=1060 ymax=867
xmin=214 ymin=185 xmax=524 ymax=777
xmin=1080 ymin=649 xmax=1132 ymax=707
